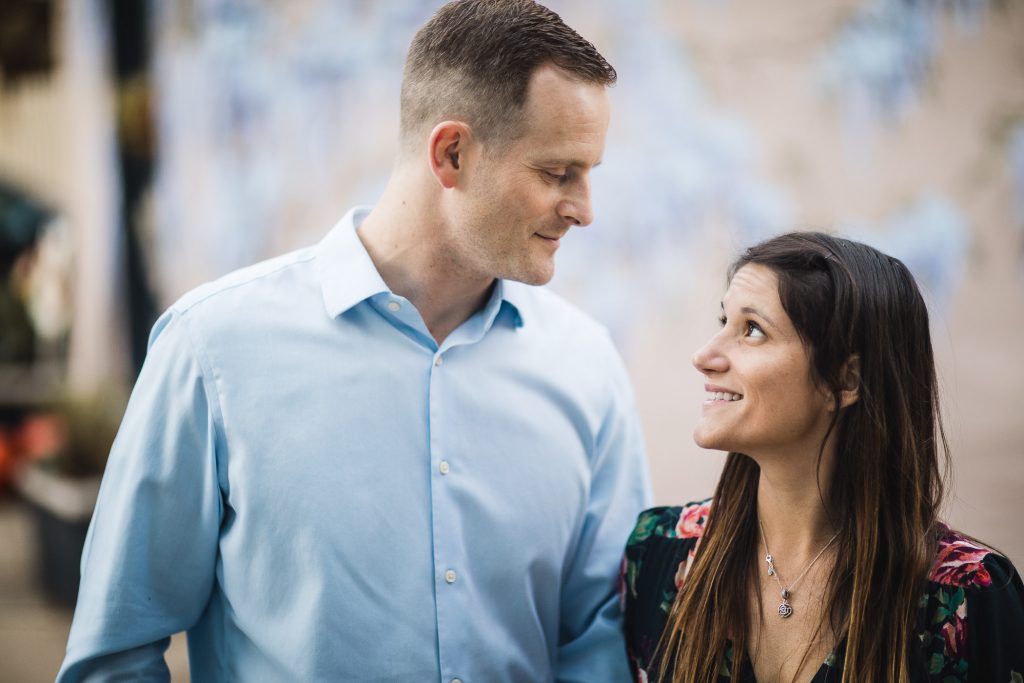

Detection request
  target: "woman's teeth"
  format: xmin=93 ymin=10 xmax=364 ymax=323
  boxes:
xmin=708 ymin=392 xmax=742 ymax=401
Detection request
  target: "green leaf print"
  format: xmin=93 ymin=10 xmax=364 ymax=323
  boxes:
xmin=629 ymin=513 xmax=659 ymax=545
xmin=626 ymin=559 xmax=641 ymax=598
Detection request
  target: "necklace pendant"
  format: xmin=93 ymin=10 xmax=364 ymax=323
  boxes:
xmin=778 ymin=588 xmax=793 ymax=618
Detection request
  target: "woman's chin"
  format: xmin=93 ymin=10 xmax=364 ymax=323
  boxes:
xmin=693 ymin=427 xmax=725 ymax=452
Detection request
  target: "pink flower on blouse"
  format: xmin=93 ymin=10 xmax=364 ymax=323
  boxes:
xmin=674 ymin=558 xmax=687 ymax=590
xmin=940 ymin=600 xmax=968 ymax=656
xmin=929 ymin=525 xmax=993 ymax=588
xmin=675 ymin=501 xmax=711 ymax=539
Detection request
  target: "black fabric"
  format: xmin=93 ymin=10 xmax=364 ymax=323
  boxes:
xmin=622 ymin=504 xmax=1024 ymax=682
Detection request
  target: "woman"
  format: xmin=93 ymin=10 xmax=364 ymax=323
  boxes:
xmin=621 ymin=232 xmax=1024 ymax=682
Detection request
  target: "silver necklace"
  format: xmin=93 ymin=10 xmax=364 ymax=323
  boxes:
xmin=757 ymin=520 xmax=839 ymax=619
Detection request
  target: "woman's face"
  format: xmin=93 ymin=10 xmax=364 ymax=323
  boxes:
xmin=692 ymin=263 xmax=832 ymax=459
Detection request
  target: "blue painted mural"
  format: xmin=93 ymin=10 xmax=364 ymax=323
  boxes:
xmin=150 ymin=0 xmax=1017 ymax=349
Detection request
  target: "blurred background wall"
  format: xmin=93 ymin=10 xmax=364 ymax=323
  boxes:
xmin=1 ymin=0 xmax=1021 ymax=680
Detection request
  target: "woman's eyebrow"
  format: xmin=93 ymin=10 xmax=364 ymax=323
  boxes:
xmin=741 ymin=305 xmax=779 ymax=330
xmin=721 ymin=301 xmax=780 ymax=331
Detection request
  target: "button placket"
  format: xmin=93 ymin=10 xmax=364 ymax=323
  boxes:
xmin=429 ymin=348 xmax=461 ymax=680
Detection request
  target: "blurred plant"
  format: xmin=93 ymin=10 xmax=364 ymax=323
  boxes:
xmin=0 ymin=278 xmax=35 ymax=363
xmin=19 ymin=218 xmax=74 ymax=344
xmin=1 ymin=182 xmax=52 ymax=364
xmin=1 ymin=182 xmax=70 ymax=365
xmin=22 ymin=393 xmax=125 ymax=479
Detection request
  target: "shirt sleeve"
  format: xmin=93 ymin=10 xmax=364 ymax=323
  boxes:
xmin=555 ymin=341 xmax=654 ymax=683
xmin=966 ymin=553 xmax=1024 ymax=681
xmin=57 ymin=309 xmax=225 ymax=682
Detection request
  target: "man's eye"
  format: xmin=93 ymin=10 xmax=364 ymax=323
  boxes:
xmin=544 ymin=170 xmax=568 ymax=182
xmin=746 ymin=321 xmax=765 ymax=338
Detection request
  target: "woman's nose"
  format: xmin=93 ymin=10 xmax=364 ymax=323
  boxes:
xmin=692 ymin=333 xmax=728 ymax=375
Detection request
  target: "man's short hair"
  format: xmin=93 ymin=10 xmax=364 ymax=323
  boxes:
xmin=400 ymin=0 xmax=616 ymax=156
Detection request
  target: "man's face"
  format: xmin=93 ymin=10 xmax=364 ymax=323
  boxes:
xmin=448 ymin=64 xmax=611 ymax=286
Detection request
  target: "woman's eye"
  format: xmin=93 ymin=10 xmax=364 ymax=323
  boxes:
xmin=745 ymin=321 xmax=765 ymax=338
xmin=718 ymin=315 xmax=727 ymax=327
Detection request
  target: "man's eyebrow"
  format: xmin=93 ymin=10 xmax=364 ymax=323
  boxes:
xmin=540 ymin=158 xmax=602 ymax=169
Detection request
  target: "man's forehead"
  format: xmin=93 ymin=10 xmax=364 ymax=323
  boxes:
xmin=487 ymin=67 xmax=609 ymax=168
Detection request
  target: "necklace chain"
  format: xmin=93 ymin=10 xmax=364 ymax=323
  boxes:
xmin=758 ymin=519 xmax=839 ymax=619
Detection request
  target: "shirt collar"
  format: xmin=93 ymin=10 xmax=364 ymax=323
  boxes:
xmin=496 ymin=279 xmax=529 ymax=328
xmin=315 ymin=206 xmax=529 ymax=327
xmin=315 ymin=206 xmax=389 ymax=318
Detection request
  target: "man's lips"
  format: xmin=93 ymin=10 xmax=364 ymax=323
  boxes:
xmin=535 ymin=233 xmax=564 ymax=249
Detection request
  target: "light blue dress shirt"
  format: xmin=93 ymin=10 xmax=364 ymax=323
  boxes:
xmin=58 ymin=207 xmax=652 ymax=682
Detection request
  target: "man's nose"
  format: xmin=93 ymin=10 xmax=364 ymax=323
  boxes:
xmin=559 ymin=177 xmax=593 ymax=227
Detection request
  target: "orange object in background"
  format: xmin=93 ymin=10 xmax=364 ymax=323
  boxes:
xmin=0 ymin=412 xmax=67 ymax=490
xmin=17 ymin=412 xmax=66 ymax=461
xmin=0 ymin=426 xmax=13 ymax=489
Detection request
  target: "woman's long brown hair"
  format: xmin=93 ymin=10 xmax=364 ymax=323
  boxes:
xmin=656 ymin=233 xmax=949 ymax=682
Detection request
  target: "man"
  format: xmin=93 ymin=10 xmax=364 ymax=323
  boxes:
xmin=58 ymin=1 xmax=651 ymax=681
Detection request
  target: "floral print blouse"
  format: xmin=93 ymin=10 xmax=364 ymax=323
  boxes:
xmin=621 ymin=499 xmax=1024 ymax=682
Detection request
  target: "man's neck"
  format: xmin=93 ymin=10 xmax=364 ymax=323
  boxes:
xmin=356 ymin=176 xmax=494 ymax=345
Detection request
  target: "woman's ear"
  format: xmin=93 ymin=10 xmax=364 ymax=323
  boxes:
xmin=825 ymin=354 xmax=860 ymax=412
xmin=428 ymin=121 xmax=471 ymax=189
xmin=838 ymin=354 xmax=860 ymax=409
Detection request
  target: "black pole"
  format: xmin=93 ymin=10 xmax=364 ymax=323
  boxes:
xmin=107 ymin=0 xmax=158 ymax=378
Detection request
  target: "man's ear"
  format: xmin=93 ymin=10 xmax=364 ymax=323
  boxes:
xmin=838 ymin=354 xmax=860 ymax=409
xmin=428 ymin=121 xmax=471 ymax=189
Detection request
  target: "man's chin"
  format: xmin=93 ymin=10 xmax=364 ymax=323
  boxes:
xmin=501 ymin=263 xmax=555 ymax=287
xmin=517 ymin=273 xmax=554 ymax=287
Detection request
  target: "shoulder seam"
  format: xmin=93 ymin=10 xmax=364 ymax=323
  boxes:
xmin=173 ymin=250 xmax=317 ymax=315
xmin=176 ymin=310 xmax=229 ymax=502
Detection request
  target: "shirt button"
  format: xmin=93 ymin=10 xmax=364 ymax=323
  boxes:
xmin=452 ymin=679 xmax=463 ymax=683
xmin=439 ymin=460 xmax=450 ymax=475
xmin=434 ymin=355 xmax=444 ymax=366
xmin=444 ymin=569 xmax=457 ymax=584
xmin=387 ymin=301 xmax=400 ymax=312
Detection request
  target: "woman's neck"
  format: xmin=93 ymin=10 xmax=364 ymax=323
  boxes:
xmin=754 ymin=443 xmax=839 ymax=565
